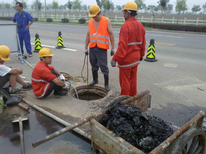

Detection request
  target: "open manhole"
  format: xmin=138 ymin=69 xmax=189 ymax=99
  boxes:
xmin=70 ymin=85 xmax=108 ymax=101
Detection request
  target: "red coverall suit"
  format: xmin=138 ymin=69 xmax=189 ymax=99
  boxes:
xmin=31 ymin=61 xmax=56 ymax=98
xmin=112 ymin=18 xmax=146 ymax=96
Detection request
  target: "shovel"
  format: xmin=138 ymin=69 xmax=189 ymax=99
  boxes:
xmin=12 ymin=116 xmax=29 ymax=154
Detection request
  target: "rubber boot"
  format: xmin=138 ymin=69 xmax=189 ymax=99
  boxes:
xmin=89 ymin=71 xmax=98 ymax=86
xmin=104 ymin=74 xmax=110 ymax=91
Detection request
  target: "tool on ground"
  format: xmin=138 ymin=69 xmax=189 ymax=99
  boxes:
xmin=32 ymin=114 xmax=97 ymax=147
xmin=22 ymin=98 xmax=91 ymax=140
xmin=0 ymin=88 xmax=29 ymax=111
xmin=12 ymin=116 xmax=29 ymax=154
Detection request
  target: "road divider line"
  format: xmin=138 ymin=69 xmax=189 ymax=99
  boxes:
xmin=31 ymin=43 xmax=77 ymax=51
xmin=146 ymin=34 xmax=183 ymax=39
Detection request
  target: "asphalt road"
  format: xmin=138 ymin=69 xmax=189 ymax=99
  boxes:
xmin=1 ymin=20 xmax=206 ymax=153
xmin=1 ymin=20 xmax=206 ymax=126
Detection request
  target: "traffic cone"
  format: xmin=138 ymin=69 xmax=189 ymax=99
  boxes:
xmin=33 ymin=33 xmax=42 ymax=53
xmin=144 ymin=39 xmax=157 ymax=62
xmin=56 ymin=31 xmax=65 ymax=49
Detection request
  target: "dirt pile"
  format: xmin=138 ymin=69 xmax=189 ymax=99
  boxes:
xmin=99 ymin=102 xmax=174 ymax=153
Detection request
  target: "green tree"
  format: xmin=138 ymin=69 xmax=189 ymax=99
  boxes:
xmin=22 ymin=1 xmax=28 ymax=9
xmin=134 ymin=0 xmax=145 ymax=10
xmin=101 ymin=0 xmax=112 ymax=13
xmin=5 ymin=3 xmax=11 ymax=13
xmin=203 ymin=3 xmax=206 ymax=13
xmin=73 ymin=0 xmax=82 ymax=11
xmin=166 ymin=4 xmax=173 ymax=14
xmin=67 ymin=0 xmax=73 ymax=11
xmin=110 ymin=2 xmax=114 ymax=12
xmin=202 ymin=3 xmax=206 ymax=25
xmin=192 ymin=5 xmax=201 ymax=14
xmin=0 ymin=4 xmax=2 ymax=10
xmin=154 ymin=6 xmax=160 ymax=13
xmin=158 ymin=0 xmax=169 ymax=16
xmin=52 ymin=1 xmax=58 ymax=18
xmin=82 ymin=4 xmax=87 ymax=11
xmin=147 ymin=5 xmax=156 ymax=14
xmin=32 ymin=0 xmax=42 ymax=10
xmin=59 ymin=5 xmax=66 ymax=10
xmin=116 ymin=5 xmax=122 ymax=11
xmin=96 ymin=0 xmax=102 ymax=9
xmin=175 ymin=0 xmax=187 ymax=14
xmin=175 ymin=0 xmax=187 ymax=23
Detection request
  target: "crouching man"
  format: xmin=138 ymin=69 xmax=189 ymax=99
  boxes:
xmin=0 ymin=45 xmax=31 ymax=95
xmin=31 ymin=48 xmax=69 ymax=98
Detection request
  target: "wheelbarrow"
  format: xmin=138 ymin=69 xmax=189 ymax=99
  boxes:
xmin=90 ymin=91 xmax=206 ymax=154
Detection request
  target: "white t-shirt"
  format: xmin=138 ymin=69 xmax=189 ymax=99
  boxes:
xmin=0 ymin=65 xmax=11 ymax=76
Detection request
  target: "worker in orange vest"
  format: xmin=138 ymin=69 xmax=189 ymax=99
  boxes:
xmin=111 ymin=2 xmax=146 ymax=96
xmin=85 ymin=4 xmax=115 ymax=91
xmin=31 ymin=48 xmax=70 ymax=98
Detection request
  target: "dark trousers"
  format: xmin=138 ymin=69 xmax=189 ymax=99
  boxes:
xmin=89 ymin=46 xmax=109 ymax=76
xmin=0 ymin=74 xmax=10 ymax=89
xmin=43 ymin=70 xmax=63 ymax=98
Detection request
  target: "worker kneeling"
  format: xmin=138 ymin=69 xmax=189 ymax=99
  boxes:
xmin=31 ymin=48 xmax=69 ymax=98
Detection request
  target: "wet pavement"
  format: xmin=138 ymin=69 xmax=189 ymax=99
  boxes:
xmin=0 ymin=106 xmax=92 ymax=154
xmin=149 ymin=103 xmax=206 ymax=127
xmin=1 ymin=101 xmax=206 ymax=154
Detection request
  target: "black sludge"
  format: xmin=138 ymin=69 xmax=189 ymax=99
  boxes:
xmin=99 ymin=102 xmax=174 ymax=153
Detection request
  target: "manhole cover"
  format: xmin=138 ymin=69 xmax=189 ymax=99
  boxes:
xmin=70 ymin=85 xmax=108 ymax=101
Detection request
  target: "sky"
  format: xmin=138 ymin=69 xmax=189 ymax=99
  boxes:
xmin=2 ymin=0 xmax=206 ymax=11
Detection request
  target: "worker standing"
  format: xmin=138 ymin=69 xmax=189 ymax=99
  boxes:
xmin=13 ymin=2 xmax=34 ymax=57
xmin=31 ymin=48 xmax=70 ymax=98
xmin=85 ymin=4 xmax=115 ymax=91
xmin=111 ymin=2 xmax=146 ymax=96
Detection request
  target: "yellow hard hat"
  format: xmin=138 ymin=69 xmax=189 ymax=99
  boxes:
xmin=39 ymin=48 xmax=53 ymax=58
xmin=0 ymin=45 xmax=10 ymax=61
xmin=89 ymin=4 xmax=101 ymax=17
xmin=122 ymin=1 xmax=138 ymax=12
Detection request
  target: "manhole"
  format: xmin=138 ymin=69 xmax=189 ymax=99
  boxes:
xmin=70 ymin=85 xmax=108 ymax=101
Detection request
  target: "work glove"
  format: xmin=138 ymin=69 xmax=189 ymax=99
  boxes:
xmin=110 ymin=49 xmax=115 ymax=56
xmin=58 ymin=74 xmax=65 ymax=81
xmin=85 ymin=49 xmax=88 ymax=56
xmin=110 ymin=59 xmax=116 ymax=67
xmin=140 ymin=57 xmax=143 ymax=61
xmin=63 ymin=81 xmax=71 ymax=91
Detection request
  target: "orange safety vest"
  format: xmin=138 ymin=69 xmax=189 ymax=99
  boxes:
xmin=89 ymin=16 xmax=110 ymax=49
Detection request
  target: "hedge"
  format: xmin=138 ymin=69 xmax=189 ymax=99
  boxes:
xmin=34 ymin=18 xmax=38 ymax=22
xmin=46 ymin=18 xmax=53 ymax=22
xmin=142 ymin=23 xmax=206 ymax=33
xmin=78 ymin=18 xmax=86 ymax=24
xmin=61 ymin=18 xmax=69 ymax=23
xmin=0 ymin=17 xmax=13 ymax=20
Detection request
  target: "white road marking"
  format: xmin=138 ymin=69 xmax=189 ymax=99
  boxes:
xmin=31 ymin=43 xmax=77 ymax=51
xmin=146 ymin=34 xmax=183 ymax=38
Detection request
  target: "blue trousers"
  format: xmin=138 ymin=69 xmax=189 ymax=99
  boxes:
xmin=89 ymin=46 xmax=109 ymax=76
xmin=18 ymin=30 xmax=32 ymax=55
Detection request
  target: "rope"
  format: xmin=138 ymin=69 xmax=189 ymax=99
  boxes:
xmin=60 ymin=55 xmax=88 ymax=83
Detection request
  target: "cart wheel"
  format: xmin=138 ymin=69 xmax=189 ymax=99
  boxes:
xmin=105 ymin=95 xmax=130 ymax=108
xmin=171 ymin=127 xmax=206 ymax=154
